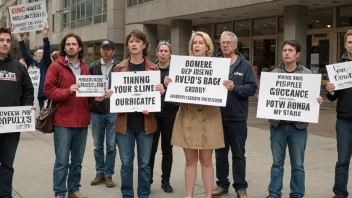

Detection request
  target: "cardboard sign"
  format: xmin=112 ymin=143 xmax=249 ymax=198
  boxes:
xmin=326 ymin=61 xmax=352 ymax=90
xmin=0 ymin=106 xmax=35 ymax=133
xmin=28 ymin=68 xmax=40 ymax=88
xmin=76 ymin=75 xmax=105 ymax=97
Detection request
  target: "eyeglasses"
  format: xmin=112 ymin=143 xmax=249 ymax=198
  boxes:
xmin=220 ymin=41 xmax=235 ymax=46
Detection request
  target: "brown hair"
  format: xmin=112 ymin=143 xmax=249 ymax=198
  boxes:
xmin=125 ymin=29 xmax=150 ymax=57
xmin=0 ymin=27 xmax=12 ymax=40
xmin=344 ymin=30 xmax=352 ymax=43
xmin=156 ymin=42 xmax=172 ymax=54
xmin=281 ymin=40 xmax=301 ymax=53
xmin=60 ymin=32 xmax=85 ymax=60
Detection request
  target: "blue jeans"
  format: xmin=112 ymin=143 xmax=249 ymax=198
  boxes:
xmin=116 ymin=130 xmax=153 ymax=198
xmin=215 ymin=121 xmax=248 ymax=190
xmin=91 ymin=112 xmax=117 ymax=176
xmin=333 ymin=119 xmax=352 ymax=198
xmin=268 ymin=123 xmax=307 ymax=198
xmin=53 ymin=126 xmax=88 ymax=196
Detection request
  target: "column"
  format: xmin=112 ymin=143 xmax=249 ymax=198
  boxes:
xmin=171 ymin=19 xmax=192 ymax=55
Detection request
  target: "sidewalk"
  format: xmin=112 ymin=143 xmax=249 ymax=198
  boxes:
xmin=12 ymin=126 xmax=351 ymax=198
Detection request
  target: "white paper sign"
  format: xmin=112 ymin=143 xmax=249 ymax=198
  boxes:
xmin=76 ymin=75 xmax=105 ymax=97
xmin=256 ymin=72 xmax=321 ymax=123
xmin=165 ymin=55 xmax=230 ymax=106
xmin=28 ymin=68 xmax=40 ymax=88
xmin=110 ymin=71 xmax=161 ymax=113
xmin=0 ymin=106 xmax=35 ymax=133
xmin=326 ymin=61 xmax=352 ymax=90
xmin=9 ymin=1 xmax=48 ymax=33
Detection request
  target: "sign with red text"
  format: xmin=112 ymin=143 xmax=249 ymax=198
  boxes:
xmin=0 ymin=106 xmax=35 ymax=133
xmin=326 ymin=61 xmax=352 ymax=90
xmin=256 ymin=72 xmax=321 ymax=123
xmin=165 ymin=55 xmax=230 ymax=106
xmin=9 ymin=1 xmax=48 ymax=33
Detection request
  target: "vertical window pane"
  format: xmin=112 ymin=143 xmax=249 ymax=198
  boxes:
xmin=81 ymin=2 xmax=85 ymax=19
xmin=95 ymin=0 xmax=102 ymax=15
xmin=253 ymin=17 xmax=276 ymax=36
xmin=76 ymin=4 xmax=81 ymax=19
xmin=103 ymin=13 xmax=107 ymax=22
xmin=64 ymin=0 xmax=70 ymax=8
xmin=72 ymin=0 xmax=77 ymax=5
xmin=71 ymin=5 xmax=76 ymax=21
xmin=87 ymin=0 xmax=93 ymax=17
xmin=77 ymin=19 xmax=85 ymax=28
xmin=215 ymin=22 xmax=232 ymax=39
xmin=127 ymin=0 xmax=137 ymax=7
xmin=278 ymin=16 xmax=284 ymax=33
xmin=94 ymin=15 xmax=102 ymax=24
xmin=71 ymin=21 xmax=76 ymax=29
xmin=338 ymin=6 xmax=352 ymax=27
xmin=103 ymin=0 xmax=107 ymax=13
xmin=193 ymin=24 xmax=212 ymax=37
xmin=86 ymin=17 xmax=93 ymax=26
xmin=234 ymin=20 xmax=250 ymax=37
xmin=307 ymin=9 xmax=333 ymax=29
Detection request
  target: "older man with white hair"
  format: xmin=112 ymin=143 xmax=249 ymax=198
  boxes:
xmin=213 ymin=31 xmax=257 ymax=198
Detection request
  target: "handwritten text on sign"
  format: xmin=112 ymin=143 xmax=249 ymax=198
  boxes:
xmin=256 ymin=72 xmax=321 ymax=123
xmin=9 ymin=1 xmax=48 ymax=33
xmin=0 ymin=106 xmax=35 ymax=133
xmin=110 ymin=71 xmax=161 ymax=113
xmin=165 ymin=55 xmax=230 ymax=106
xmin=326 ymin=61 xmax=352 ymax=90
xmin=76 ymin=75 xmax=105 ymax=97
xmin=28 ymin=68 xmax=40 ymax=88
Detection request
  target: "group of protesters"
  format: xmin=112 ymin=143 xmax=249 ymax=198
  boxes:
xmin=0 ymin=24 xmax=351 ymax=198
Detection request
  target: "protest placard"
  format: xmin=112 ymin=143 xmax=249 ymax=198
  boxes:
xmin=326 ymin=61 xmax=352 ymax=90
xmin=28 ymin=68 xmax=40 ymax=88
xmin=0 ymin=106 xmax=35 ymax=133
xmin=110 ymin=71 xmax=161 ymax=113
xmin=9 ymin=1 xmax=48 ymax=33
xmin=76 ymin=75 xmax=105 ymax=97
xmin=165 ymin=55 xmax=230 ymax=106
xmin=256 ymin=72 xmax=321 ymax=123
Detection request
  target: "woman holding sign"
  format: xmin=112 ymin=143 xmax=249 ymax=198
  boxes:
xmin=164 ymin=31 xmax=225 ymax=198
xmin=113 ymin=29 xmax=165 ymax=198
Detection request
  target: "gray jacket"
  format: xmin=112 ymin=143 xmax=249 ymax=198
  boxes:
xmin=269 ymin=62 xmax=313 ymax=129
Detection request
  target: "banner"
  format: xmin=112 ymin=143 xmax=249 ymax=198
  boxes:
xmin=165 ymin=55 xmax=230 ymax=106
xmin=326 ymin=61 xmax=352 ymax=90
xmin=0 ymin=106 xmax=35 ymax=133
xmin=9 ymin=1 xmax=48 ymax=33
xmin=28 ymin=68 xmax=40 ymax=88
xmin=110 ymin=71 xmax=161 ymax=113
xmin=76 ymin=75 xmax=105 ymax=97
xmin=256 ymin=72 xmax=321 ymax=123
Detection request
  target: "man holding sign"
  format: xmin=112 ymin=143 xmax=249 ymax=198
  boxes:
xmin=262 ymin=40 xmax=323 ymax=198
xmin=326 ymin=30 xmax=352 ymax=198
xmin=0 ymin=28 xmax=34 ymax=198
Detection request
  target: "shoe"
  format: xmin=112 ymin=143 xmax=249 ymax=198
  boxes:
xmin=212 ymin=186 xmax=229 ymax=197
xmin=236 ymin=189 xmax=248 ymax=198
xmin=68 ymin=191 xmax=87 ymax=198
xmin=90 ymin=173 xmax=105 ymax=186
xmin=266 ymin=196 xmax=273 ymax=198
xmin=105 ymin=176 xmax=116 ymax=188
xmin=161 ymin=181 xmax=173 ymax=193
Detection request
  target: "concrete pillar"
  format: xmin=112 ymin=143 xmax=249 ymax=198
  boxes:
xmin=107 ymin=0 xmax=125 ymax=44
xmin=171 ymin=19 xmax=192 ymax=55
xmin=284 ymin=5 xmax=307 ymax=66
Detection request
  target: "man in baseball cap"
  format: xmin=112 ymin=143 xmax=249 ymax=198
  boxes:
xmin=101 ymin=40 xmax=115 ymax=49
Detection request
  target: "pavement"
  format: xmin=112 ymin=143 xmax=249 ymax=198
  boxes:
xmin=11 ymin=101 xmax=351 ymax=198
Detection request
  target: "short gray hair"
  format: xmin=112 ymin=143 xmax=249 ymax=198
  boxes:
xmin=220 ymin=31 xmax=238 ymax=43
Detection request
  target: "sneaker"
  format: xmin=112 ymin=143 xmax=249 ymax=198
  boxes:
xmin=91 ymin=173 xmax=105 ymax=186
xmin=68 ymin=191 xmax=87 ymax=198
xmin=236 ymin=189 xmax=248 ymax=198
xmin=212 ymin=186 xmax=229 ymax=197
xmin=161 ymin=181 xmax=173 ymax=193
xmin=105 ymin=176 xmax=116 ymax=188
xmin=266 ymin=196 xmax=273 ymax=198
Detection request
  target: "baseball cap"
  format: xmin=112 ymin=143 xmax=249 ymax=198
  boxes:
xmin=101 ymin=40 xmax=115 ymax=49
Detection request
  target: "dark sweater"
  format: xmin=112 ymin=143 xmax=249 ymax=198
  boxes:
xmin=327 ymin=54 xmax=352 ymax=122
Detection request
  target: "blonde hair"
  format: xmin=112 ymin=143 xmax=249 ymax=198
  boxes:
xmin=188 ymin=31 xmax=214 ymax=57
xmin=34 ymin=49 xmax=43 ymax=56
xmin=344 ymin=30 xmax=352 ymax=43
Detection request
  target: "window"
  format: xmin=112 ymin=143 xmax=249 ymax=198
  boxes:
xmin=215 ymin=22 xmax=232 ymax=39
xmin=193 ymin=24 xmax=212 ymax=37
xmin=127 ymin=0 xmax=154 ymax=7
xmin=234 ymin=20 xmax=250 ymax=37
xmin=253 ymin=17 xmax=276 ymax=36
xmin=338 ymin=6 xmax=352 ymax=27
xmin=307 ymin=9 xmax=333 ymax=29
xmin=278 ymin=16 xmax=284 ymax=33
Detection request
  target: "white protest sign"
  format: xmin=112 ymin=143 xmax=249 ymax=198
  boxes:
xmin=76 ymin=75 xmax=105 ymax=97
xmin=256 ymin=72 xmax=322 ymax=123
xmin=28 ymin=68 xmax=40 ymax=88
xmin=9 ymin=1 xmax=48 ymax=33
xmin=110 ymin=71 xmax=161 ymax=113
xmin=165 ymin=55 xmax=230 ymax=106
xmin=0 ymin=106 xmax=35 ymax=133
xmin=326 ymin=61 xmax=352 ymax=90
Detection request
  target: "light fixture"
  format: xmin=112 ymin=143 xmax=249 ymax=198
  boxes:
xmin=327 ymin=25 xmax=331 ymax=28
xmin=316 ymin=20 xmax=320 ymax=23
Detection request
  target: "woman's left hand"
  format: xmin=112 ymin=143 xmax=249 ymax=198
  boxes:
xmin=317 ymin=96 xmax=323 ymax=105
xmin=156 ymin=84 xmax=165 ymax=95
xmin=223 ymin=80 xmax=234 ymax=91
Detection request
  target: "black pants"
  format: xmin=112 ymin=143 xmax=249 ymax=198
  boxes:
xmin=38 ymin=96 xmax=45 ymax=110
xmin=215 ymin=120 xmax=248 ymax=190
xmin=0 ymin=132 xmax=20 ymax=198
xmin=149 ymin=113 xmax=176 ymax=184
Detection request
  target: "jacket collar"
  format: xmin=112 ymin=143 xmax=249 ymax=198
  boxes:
xmin=117 ymin=57 xmax=158 ymax=71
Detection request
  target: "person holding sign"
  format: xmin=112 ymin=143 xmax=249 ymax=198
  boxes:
xmin=0 ymin=27 xmax=34 ymax=198
xmin=265 ymin=40 xmax=323 ymax=198
xmin=326 ymin=30 xmax=352 ymax=198
xmin=212 ymin=31 xmax=257 ymax=198
xmin=89 ymin=40 xmax=119 ymax=188
xmin=112 ymin=29 xmax=164 ymax=198
xmin=44 ymin=33 xmax=111 ymax=198
xmin=149 ymin=42 xmax=179 ymax=193
xmin=17 ymin=24 xmax=52 ymax=110
xmin=165 ymin=31 xmax=225 ymax=198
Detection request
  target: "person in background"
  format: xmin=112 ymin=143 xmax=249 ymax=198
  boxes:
xmin=51 ymin=51 xmax=60 ymax=62
xmin=19 ymin=57 xmax=27 ymax=68
xmin=17 ymin=24 xmax=51 ymax=110
xmin=113 ymin=29 xmax=164 ymax=198
xmin=89 ymin=40 xmax=119 ymax=188
xmin=326 ymin=30 xmax=352 ymax=198
xmin=149 ymin=41 xmax=179 ymax=193
xmin=0 ymin=27 xmax=34 ymax=198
